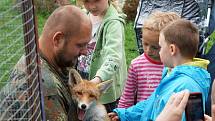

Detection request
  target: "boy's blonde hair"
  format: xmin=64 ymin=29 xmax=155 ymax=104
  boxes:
xmin=161 ymin=19 xmax=199 ymax=59
xmin=143 ymin=11 xmax=180 ymax=32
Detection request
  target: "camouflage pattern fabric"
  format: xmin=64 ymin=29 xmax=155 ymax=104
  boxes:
xmin=1 ymin=55 xmax=79 ymax=121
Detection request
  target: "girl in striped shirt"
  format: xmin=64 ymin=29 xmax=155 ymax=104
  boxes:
xmin=118 ymin=11 xmax=180 ymax=108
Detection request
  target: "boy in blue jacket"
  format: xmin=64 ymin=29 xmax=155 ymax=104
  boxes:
xmin=109 ymin=19 xmax=211 ymax=121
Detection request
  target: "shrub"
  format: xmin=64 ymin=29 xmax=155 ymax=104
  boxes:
xmin=122 ymin=0 xmax=139 ymax=21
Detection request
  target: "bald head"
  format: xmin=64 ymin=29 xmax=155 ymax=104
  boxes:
xmin=41 ymin=5 xmax=91 ymax=42
xmin=39 ymin=5 xmax=92 ymax=70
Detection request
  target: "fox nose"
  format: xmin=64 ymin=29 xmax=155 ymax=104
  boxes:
xmin=81 ymin=104 xmax=86 ymax=110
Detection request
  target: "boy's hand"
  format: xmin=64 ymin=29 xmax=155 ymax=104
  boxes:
xmin=108 ymin=112 xmax=119 ymax=121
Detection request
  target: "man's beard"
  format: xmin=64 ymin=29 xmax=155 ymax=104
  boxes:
xmin=54 ymin=49 xmax=77 ymax=69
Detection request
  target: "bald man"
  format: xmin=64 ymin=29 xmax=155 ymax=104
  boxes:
xmin=4 ymin=5 xmax=92 ymax=121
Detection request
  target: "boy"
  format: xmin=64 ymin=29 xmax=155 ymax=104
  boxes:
xmin=118 ymin=11 xmax=180 ymax=108
xmin=109 ymin=19 xmax=211 ymax=121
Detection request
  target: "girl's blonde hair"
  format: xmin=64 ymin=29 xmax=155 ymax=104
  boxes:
xmin=76 ymin=0 xmax=122 ymax=13
xmin=143 ymin=11 xmax=180 ymax=32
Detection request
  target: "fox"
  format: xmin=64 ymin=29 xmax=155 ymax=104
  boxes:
xmin=68 ymin=69 xmax=112 ymax=121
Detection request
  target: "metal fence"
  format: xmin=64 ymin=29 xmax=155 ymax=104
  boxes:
xmin=0 ymin=0 xmax=44 ymax=120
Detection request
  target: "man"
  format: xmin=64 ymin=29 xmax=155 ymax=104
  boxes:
xmin=3 ymin=5 xmax=92 ymax=121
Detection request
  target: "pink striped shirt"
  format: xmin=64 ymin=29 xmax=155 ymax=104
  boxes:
xmin=118 ymin=53 xmax=164 ymax=108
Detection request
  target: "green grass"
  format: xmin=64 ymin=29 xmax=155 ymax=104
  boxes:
xmin=0 ymin=1 xmax=25 ymax=84
xmin=124 ymin=22 xmax=139 ymax=65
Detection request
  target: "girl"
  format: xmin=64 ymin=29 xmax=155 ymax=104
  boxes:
xmin=77 ymin=0 xmax=127 ymax=113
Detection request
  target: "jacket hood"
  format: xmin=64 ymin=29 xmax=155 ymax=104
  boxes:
xmin=103 ymin=4 xmax=126 ymax=24
xmin=184 ymin=58 xmax=210 ymax=69
xmin=171 ymin=58 xmax=210 ymax=88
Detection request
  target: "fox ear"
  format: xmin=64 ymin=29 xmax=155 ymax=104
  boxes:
xmin=68 ymin=69 xmax=83 ymax=86
xmin=97 ymin=80 xmax=113 ymax=93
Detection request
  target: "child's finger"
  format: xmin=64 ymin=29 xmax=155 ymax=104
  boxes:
xmin=113 ymin=116 xmax=119 ymax=121
xmin=108 ymin=112 xmax=117 ymax=118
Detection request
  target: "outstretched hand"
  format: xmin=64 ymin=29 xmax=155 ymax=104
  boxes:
xmin=108 ymin=112 xmax=119 ymax=121
xmin=156 ymin=90 xmax=190 ymax=121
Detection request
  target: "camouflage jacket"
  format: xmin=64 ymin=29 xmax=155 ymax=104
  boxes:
xmin=0 ymin=55 xmax=79 ymax=121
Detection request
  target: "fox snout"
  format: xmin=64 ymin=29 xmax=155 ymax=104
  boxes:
xmin=81 ymin=104 xmax=87 ymax=110
xmin=78 ymin=99 xmax=95 ymax=110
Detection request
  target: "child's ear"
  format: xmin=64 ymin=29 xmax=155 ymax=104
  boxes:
xmin=170 ymin=44 xmax=177 ymax=56
xmin=68 ymin=69 xmax=83 ymax=87
xmin=97 ymin=80 xmax=113 ymax=93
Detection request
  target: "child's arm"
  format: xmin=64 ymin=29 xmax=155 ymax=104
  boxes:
xmin=118 ymin=63 xmax=137 ymax=108
xmin=113 ymin=99 xmax=151 ymax=121
xmin=95 ymin=20 xmax=124 ymax=81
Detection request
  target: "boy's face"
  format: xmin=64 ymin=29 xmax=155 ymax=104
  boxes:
xmin=142 ymin=30 xmax=161 ymax=62
xmin=159 ymin=33 xmax=173 ymax=67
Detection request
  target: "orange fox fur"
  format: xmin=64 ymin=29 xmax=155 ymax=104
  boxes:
xmin=68 ymin=69 xmax=112 ymax=121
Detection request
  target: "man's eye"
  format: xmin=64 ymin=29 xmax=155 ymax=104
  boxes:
xmin=77 ymin=44 xmax=87 ymax=48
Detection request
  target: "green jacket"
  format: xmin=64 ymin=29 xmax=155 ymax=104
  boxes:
xmin=89 ymin=4 xmax=127 ymax=104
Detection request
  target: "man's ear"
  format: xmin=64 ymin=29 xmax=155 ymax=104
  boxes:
xmin=170 ymin=44 xmax=177 ymax=56
xmin=68 ymin=69 xmax=83 ymax=87
xmin=53 ymin=31 xmax=64 ymax=48
xmin=97 ymin=80 xmax=113 ymax=93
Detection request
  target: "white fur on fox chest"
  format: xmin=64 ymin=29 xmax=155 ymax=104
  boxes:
xmin=83 ymin=103 xmax=108 ymax=121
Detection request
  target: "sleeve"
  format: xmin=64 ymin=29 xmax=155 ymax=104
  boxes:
xmin=44 ymin=95 xmax=68 ymax=121
xmin=95 ymin=20 xmax=124 ymax=81
xmin=118 ymin=63 xmax=137 ymax=108
xmin=114 ymin=99 xmax=149 ymax=121
xmin=0 ymin=68 xmax=68 ymax=121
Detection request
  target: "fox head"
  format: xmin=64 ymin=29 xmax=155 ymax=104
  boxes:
xmin=68 ymin=69 xmax=113 ymax=111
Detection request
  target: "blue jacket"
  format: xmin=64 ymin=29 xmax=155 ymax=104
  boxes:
xmin=114 ymin=58 xmax=211 ymax=121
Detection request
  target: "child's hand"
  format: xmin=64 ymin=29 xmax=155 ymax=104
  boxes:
xmin=108 ymin=112 xmax=119 ymax=121
xmin=90 ymin=76 xmax=101 ymax=84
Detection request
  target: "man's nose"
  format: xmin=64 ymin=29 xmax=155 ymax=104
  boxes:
xmin=80 ymin=48 xmax=88 ymax=56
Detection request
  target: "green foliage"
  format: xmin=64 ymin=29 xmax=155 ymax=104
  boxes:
xmin=122 ymin=0 xmax=139 ymax=21
xmin=36 ymin=13 xmax=48 ymax=35
xmin=124 ymin=22 xmax=139 ymax=65
xmin=206 ymin=32 xmax=215 ymax=53
xmin=34 ymin=0 xmax=59 ymax=15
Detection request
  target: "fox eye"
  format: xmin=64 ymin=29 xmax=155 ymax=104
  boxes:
xmin=89 ymin=94 xmax=94 ymax=98
xmin=77 ymin=92 xmax=82 ymax=95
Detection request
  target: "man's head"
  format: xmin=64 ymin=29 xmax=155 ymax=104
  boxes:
xmin=142 ymin=11 xmax=180 ymax=62
xmin=159 ymin=19 xmax=199 ymax=67
xmin=39 ymin=5 xmax=92 ymax=69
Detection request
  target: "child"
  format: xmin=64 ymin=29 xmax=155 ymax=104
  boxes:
xmin=77 ymin=0 xmax=127 ymax=113
xmin=109 ymin=19 xmax=211 ymax=121
xmin=118 ymin=11 xmax=180 ymax=108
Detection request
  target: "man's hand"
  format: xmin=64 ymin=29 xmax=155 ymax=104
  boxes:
xmin=156 ymin=90 xmax=190 ymax=121
xmin=108 ymin=112 xmax=119 ymax=121
xmin=204 ymin=114 xmax=212 ymax=121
